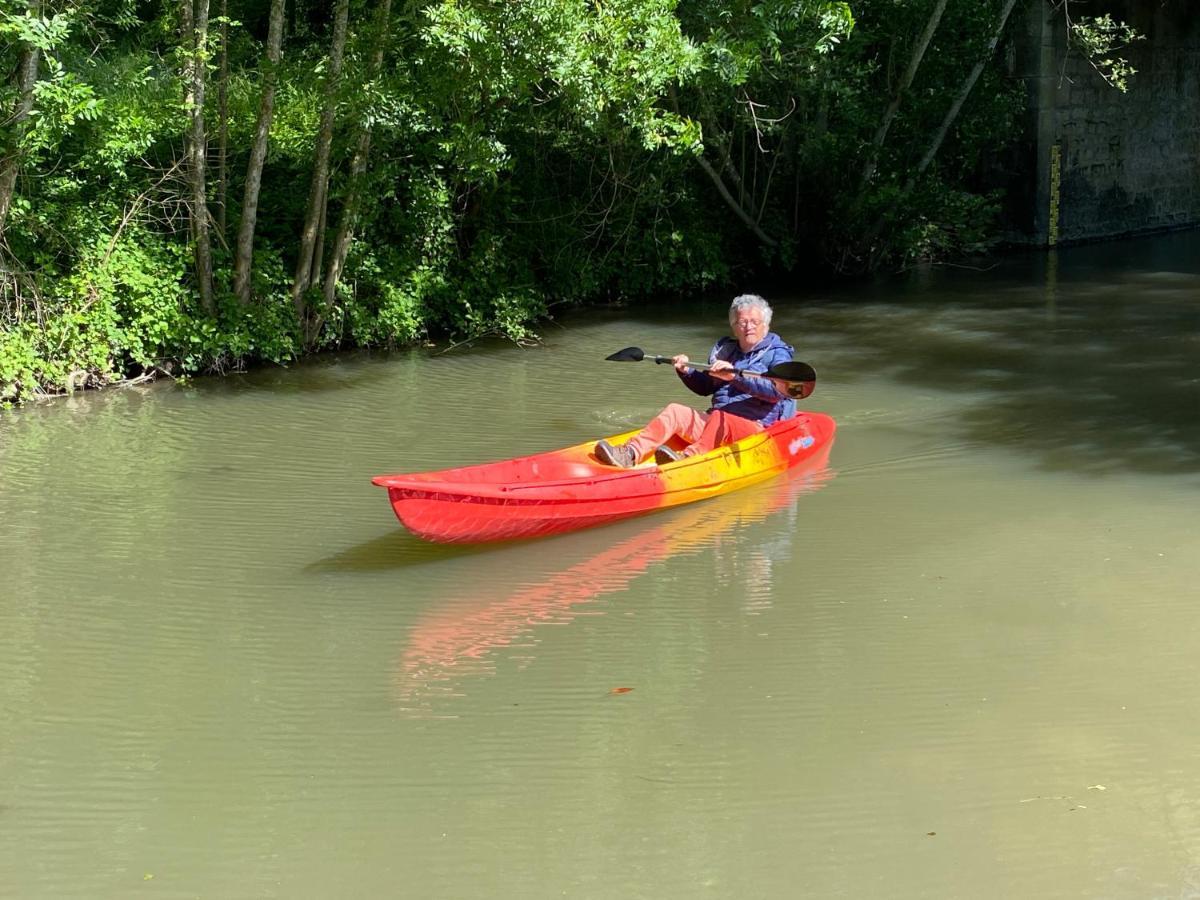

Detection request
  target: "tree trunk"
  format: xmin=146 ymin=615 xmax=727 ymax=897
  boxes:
xmin=0 ymin=0 xmax=43 ymax=239
xmin=233 ymin=0 xmax=285 ymax=305
xmin=696 ymin=154 xmax=778 ymax=248
xmin=322 ymin=130 xmax=370 ymax=306
xmin=311 ymin=176 xmax=327 ymax=286
xmin=906 ymin=0 xmax=1020 ymax=188
xmin=323 ymin=0 xmax=392 ymax=306
xmin=216 ymin=0 xmax=229 ymax=235
xmin=860 ymin=0 xmax=948 ymax=187
xmin=290 ymin=0 xmax=349 ymax=329
xmin=184 ymin=0 xmax=215 ymax=315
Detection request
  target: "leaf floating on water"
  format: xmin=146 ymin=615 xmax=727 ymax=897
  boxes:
xmin=1087 ymin=784 xmax=1107 ymax=791
xmin=927 ymin=832 xmax=936 ymax=836
xmin=610 ymin=687 xmax=634 ymax=694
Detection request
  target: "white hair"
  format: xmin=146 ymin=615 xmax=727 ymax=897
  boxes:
xmin=728 ymin=294 xmax=772 ymax=327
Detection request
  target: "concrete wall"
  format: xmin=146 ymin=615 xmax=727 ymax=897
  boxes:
xmin=1015 ymin=1 xmax=1200 ymax=245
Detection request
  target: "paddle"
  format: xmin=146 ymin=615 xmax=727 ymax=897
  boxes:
xmin=605 ymin=346 xmax=816 ymax=400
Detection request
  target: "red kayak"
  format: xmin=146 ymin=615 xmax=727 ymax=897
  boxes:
xmin=372 ymin=411 xmax=836 ymax=543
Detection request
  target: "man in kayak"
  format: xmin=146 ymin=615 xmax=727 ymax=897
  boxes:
xmin=595 ymin=294 xmax=796 ymax=467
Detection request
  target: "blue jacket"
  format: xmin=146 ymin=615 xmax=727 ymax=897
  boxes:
xmin=678 ymin=332 xmax=796 ymax=425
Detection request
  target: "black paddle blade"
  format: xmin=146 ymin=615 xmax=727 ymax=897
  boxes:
xmin=767 ymin=361 xmax=816 ymax=383
xmin=605 ymin=346 xmax=646 ymax=362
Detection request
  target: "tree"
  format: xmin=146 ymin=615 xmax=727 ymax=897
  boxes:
xmin=0 ymin=0 xmax=43 ymax=240
xmin=322 ymin=0 xmax=392 ymax=308
xmin=676 ymin=0 xmax=855 ymax=250
xmin=232 ymin=0 xmax=286 ymax=305
xmin=859 ymin=0 xmax=948 ymax=189
xmin=290 ymin=0 xmax=349 ymax=331
xmin=908 ymin=0 xmax=1020 ymax=187
xmin=215 ymin=0 xmax=229 ymax=235
xmin=853 ymin=0 xmax=1020 ymax=270
xmin=181 ymin=0 xmax=215 ymax=315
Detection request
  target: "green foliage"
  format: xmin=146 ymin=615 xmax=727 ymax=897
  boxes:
xmin=890 ymin=186 xmax=1003 ymax=265
xmin=0 ymin=216 xmax=299 ymax=403
xmin=0 ymin=0 xmax=1143 ymax=403
xmin=0 ymin=323 xmax=40 ymax=404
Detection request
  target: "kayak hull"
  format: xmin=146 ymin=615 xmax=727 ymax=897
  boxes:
xmin=372 ymin=412 xmax=836 ymax=543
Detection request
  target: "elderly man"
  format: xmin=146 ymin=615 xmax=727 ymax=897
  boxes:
xmin=595 ymin=294 xmax=796 ymax=467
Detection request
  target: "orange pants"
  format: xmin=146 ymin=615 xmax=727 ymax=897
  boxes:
xmin=624 ymin=403 xmax=763 ymax=463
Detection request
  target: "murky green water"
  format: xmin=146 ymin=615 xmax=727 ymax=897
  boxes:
xmin=2 ymin=233 xmax=1199 ymax=898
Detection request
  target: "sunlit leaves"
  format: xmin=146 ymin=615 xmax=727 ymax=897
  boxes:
xmin=1069 ymin=12 xmax=1144 ymax=92
xmin=420 ymin=0 xmax=702 ymax=165
xmin=0 ymin=6 xmax=75 ymax=52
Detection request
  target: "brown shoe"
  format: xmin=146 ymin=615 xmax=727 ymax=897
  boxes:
xmin=595 ymin=439 xmax=637 ymax=468
xmin=654 ymin=446 xmax=682 ymax=465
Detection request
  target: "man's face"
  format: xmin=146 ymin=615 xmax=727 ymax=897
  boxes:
xmin=733 ymin=311 xmax=767 ymax=350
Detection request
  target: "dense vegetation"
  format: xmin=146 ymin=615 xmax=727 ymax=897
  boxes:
xmin=0 ymin=0 xmax=1134 ymax=403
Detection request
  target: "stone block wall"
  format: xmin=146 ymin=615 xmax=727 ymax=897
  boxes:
xmin=1015 ymin=1 xmax=1200 ymax=245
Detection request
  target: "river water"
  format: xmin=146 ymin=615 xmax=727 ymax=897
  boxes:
xmin=2 ymin=232 xmax=1199 ymax=898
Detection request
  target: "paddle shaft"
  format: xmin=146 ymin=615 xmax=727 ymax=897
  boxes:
xmin=605 ymin=346 xmax=815 ymax=399
xmin=649 ymin=354 xmax=768 ymax=380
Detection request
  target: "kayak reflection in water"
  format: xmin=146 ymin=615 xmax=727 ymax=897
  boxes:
xmin=595 ymin=294 xmax=798 ymax=467
xmin=394 ymin=451 xmax=834 ymax=716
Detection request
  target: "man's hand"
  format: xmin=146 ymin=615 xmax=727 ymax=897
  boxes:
xmin=707 ymin=359 xmax=736 ymax=382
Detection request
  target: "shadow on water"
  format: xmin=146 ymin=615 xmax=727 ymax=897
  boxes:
xmin=193 ymin=349 xmax=422 ymax=397
xmin=810 ymin=239 xmax=1200 ymax=477
xmin=183 ymin=342 xmax=550 ymax=401
xmin=307 ymin=529 xmax=510 ymax=572
xmin=192 ymin=331 xmax=600 ymax=402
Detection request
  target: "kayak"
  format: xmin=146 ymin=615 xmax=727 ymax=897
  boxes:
xmin=374 ymin=412 xmax=836 ymax=543
xmin=372 ymin=411 xmax=836 ymax=543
